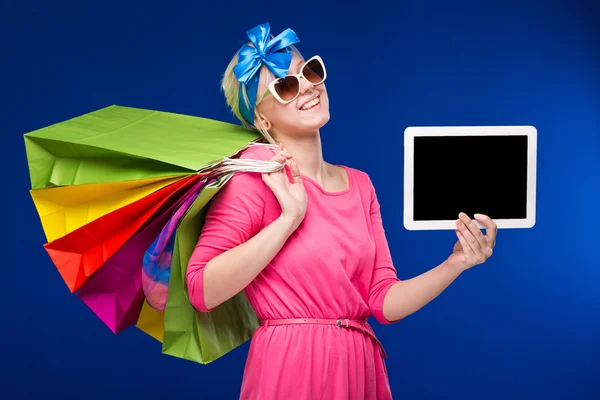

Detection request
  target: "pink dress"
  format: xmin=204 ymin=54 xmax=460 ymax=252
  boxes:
xmin=186 ymin=145 xmax=401 ymax=399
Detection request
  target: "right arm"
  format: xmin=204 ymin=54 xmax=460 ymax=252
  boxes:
xmin=186 ymin=144 xmax=306 ymax=312
xmin=195 ymin=214 xmax=297 ymax=311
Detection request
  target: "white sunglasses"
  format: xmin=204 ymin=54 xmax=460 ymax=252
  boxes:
xmin=256 ymin=55 xmax=327 ymax=105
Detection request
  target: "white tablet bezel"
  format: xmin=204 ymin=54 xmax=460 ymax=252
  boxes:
xmin=403 ymin=125 xmax=537 ymax=230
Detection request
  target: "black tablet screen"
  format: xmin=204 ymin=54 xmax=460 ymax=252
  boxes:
xmin=413 ymin=135 xmax=528 ymax=221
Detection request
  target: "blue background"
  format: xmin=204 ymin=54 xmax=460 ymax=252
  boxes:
xmin=3 ymin=0 xmax=599 ymax=399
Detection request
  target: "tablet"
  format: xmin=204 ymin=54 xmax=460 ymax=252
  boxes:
xmin=403 ymin=126 xmax=537 ymax=230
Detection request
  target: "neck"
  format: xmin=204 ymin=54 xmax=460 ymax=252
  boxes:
xmin=273 ymin=130 xmax=329 ymax=181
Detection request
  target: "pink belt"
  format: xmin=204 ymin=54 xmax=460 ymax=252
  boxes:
xmin=261 ymin=318 xmax=387 ymax=358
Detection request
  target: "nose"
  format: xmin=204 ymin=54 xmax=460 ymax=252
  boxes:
xmin=299 ymin=75 xmax=315 ymax=94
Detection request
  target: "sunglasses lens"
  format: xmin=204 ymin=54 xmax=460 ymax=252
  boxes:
xmin=274 ymin=76 xmax=300 ymax=101
xmin=303 ymin=58 xmax=325 ymax=84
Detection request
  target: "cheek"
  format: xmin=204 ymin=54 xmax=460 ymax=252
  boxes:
xmin=321 ymin=93 xmax=330 ymax=108
xmin=269 ymin=102 xmax=298 ymax=125
xmin=318 ymin=87 xmax=329 ymax=106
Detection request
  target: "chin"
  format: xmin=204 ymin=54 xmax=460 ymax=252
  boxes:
xmin=316 ymin=110 xmax=331 ymax=128
xmin=281 ymin=102 xmax=331 ymax=135
xmin=302 ymin=105 xmax=331 ymax=131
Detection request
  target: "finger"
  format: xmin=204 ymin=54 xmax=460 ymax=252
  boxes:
xmin=272 ymin=155 xmax=288 ymax=164
xmin=261 ymin=172 xmax=271 ymax=186
xmin=261 ymin=172 xmax=282 ymax=192
xmin=455 ymin=230 xmax=470 ymax=257
xmin=272 ymin=148 xmax=291 ymax=159
xmin=474 ymin=213 xmax=497 ymax=248
xmin=270 ymin=142 xmax=283 ymax=157
xmin=262 ymin=171 xmax=274 ymax=182
xmin=459 ymin=212 xmax=487 ymax=250
xmin=289 ymin=160 xmax=303 ymax=185
xmin=456 ymin=219 xmax=481 ymax=255
xmin=271 ymin=150 xmax=292 ymax=164
xmin=279 ymin=142 xmax=290 ymax=156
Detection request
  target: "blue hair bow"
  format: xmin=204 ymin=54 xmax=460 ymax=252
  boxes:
xmin=233 ymin=22 xmax=300 ymax=125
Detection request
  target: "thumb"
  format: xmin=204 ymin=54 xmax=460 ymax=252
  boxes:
xmin=261 ymin=172 xmax=273 ymax=188
xmin=288 ymin=160 xmax=303 ymax=186
xmin=262 ymin=170 xmax=284 ymax=191
xmin=452 ymin=239 xmax=462 ymax=252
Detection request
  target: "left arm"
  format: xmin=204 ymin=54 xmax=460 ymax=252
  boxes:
xmin=382 ymin=259 xmax=462 ymax=322
xmin=381 ymin=212 xmax=497 ymax=322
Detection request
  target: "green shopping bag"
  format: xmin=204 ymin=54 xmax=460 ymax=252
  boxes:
xmin=24 ymin=105 xmax=260 ymax=189
xmin=162 ymin=174 xmax=260 ymax=364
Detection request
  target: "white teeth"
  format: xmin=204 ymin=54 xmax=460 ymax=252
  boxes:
xmin=300 ymin=97 xmax=320 ymax=110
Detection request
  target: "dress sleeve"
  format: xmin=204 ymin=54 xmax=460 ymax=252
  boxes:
xmin=366 ymin=176 xmax=402 ymax=324
xmin=186 ymin=150 xmax=270 ymax=312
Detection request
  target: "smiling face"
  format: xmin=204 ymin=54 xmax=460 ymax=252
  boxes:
xmin=254 ymin=53 xmax=330 ymax=138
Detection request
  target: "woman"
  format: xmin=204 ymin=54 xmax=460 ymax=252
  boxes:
xmin=185 ymin=23 xmax=497 ymax=399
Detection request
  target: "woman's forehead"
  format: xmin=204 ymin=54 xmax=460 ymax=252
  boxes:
xmin=257 ymin=53 xmax=304 ymax=92
xmin=288 ymin=54 xmax=305 ymax=73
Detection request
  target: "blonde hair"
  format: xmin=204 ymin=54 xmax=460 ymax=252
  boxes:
xmin=221 ymin=41 xmax=303 ymax=145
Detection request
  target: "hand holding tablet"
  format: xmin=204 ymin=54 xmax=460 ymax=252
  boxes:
xmin=403 ymin=126 xmax=537 ymax=231
xmin=445 ymin=211 xmax=497 ymax=272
